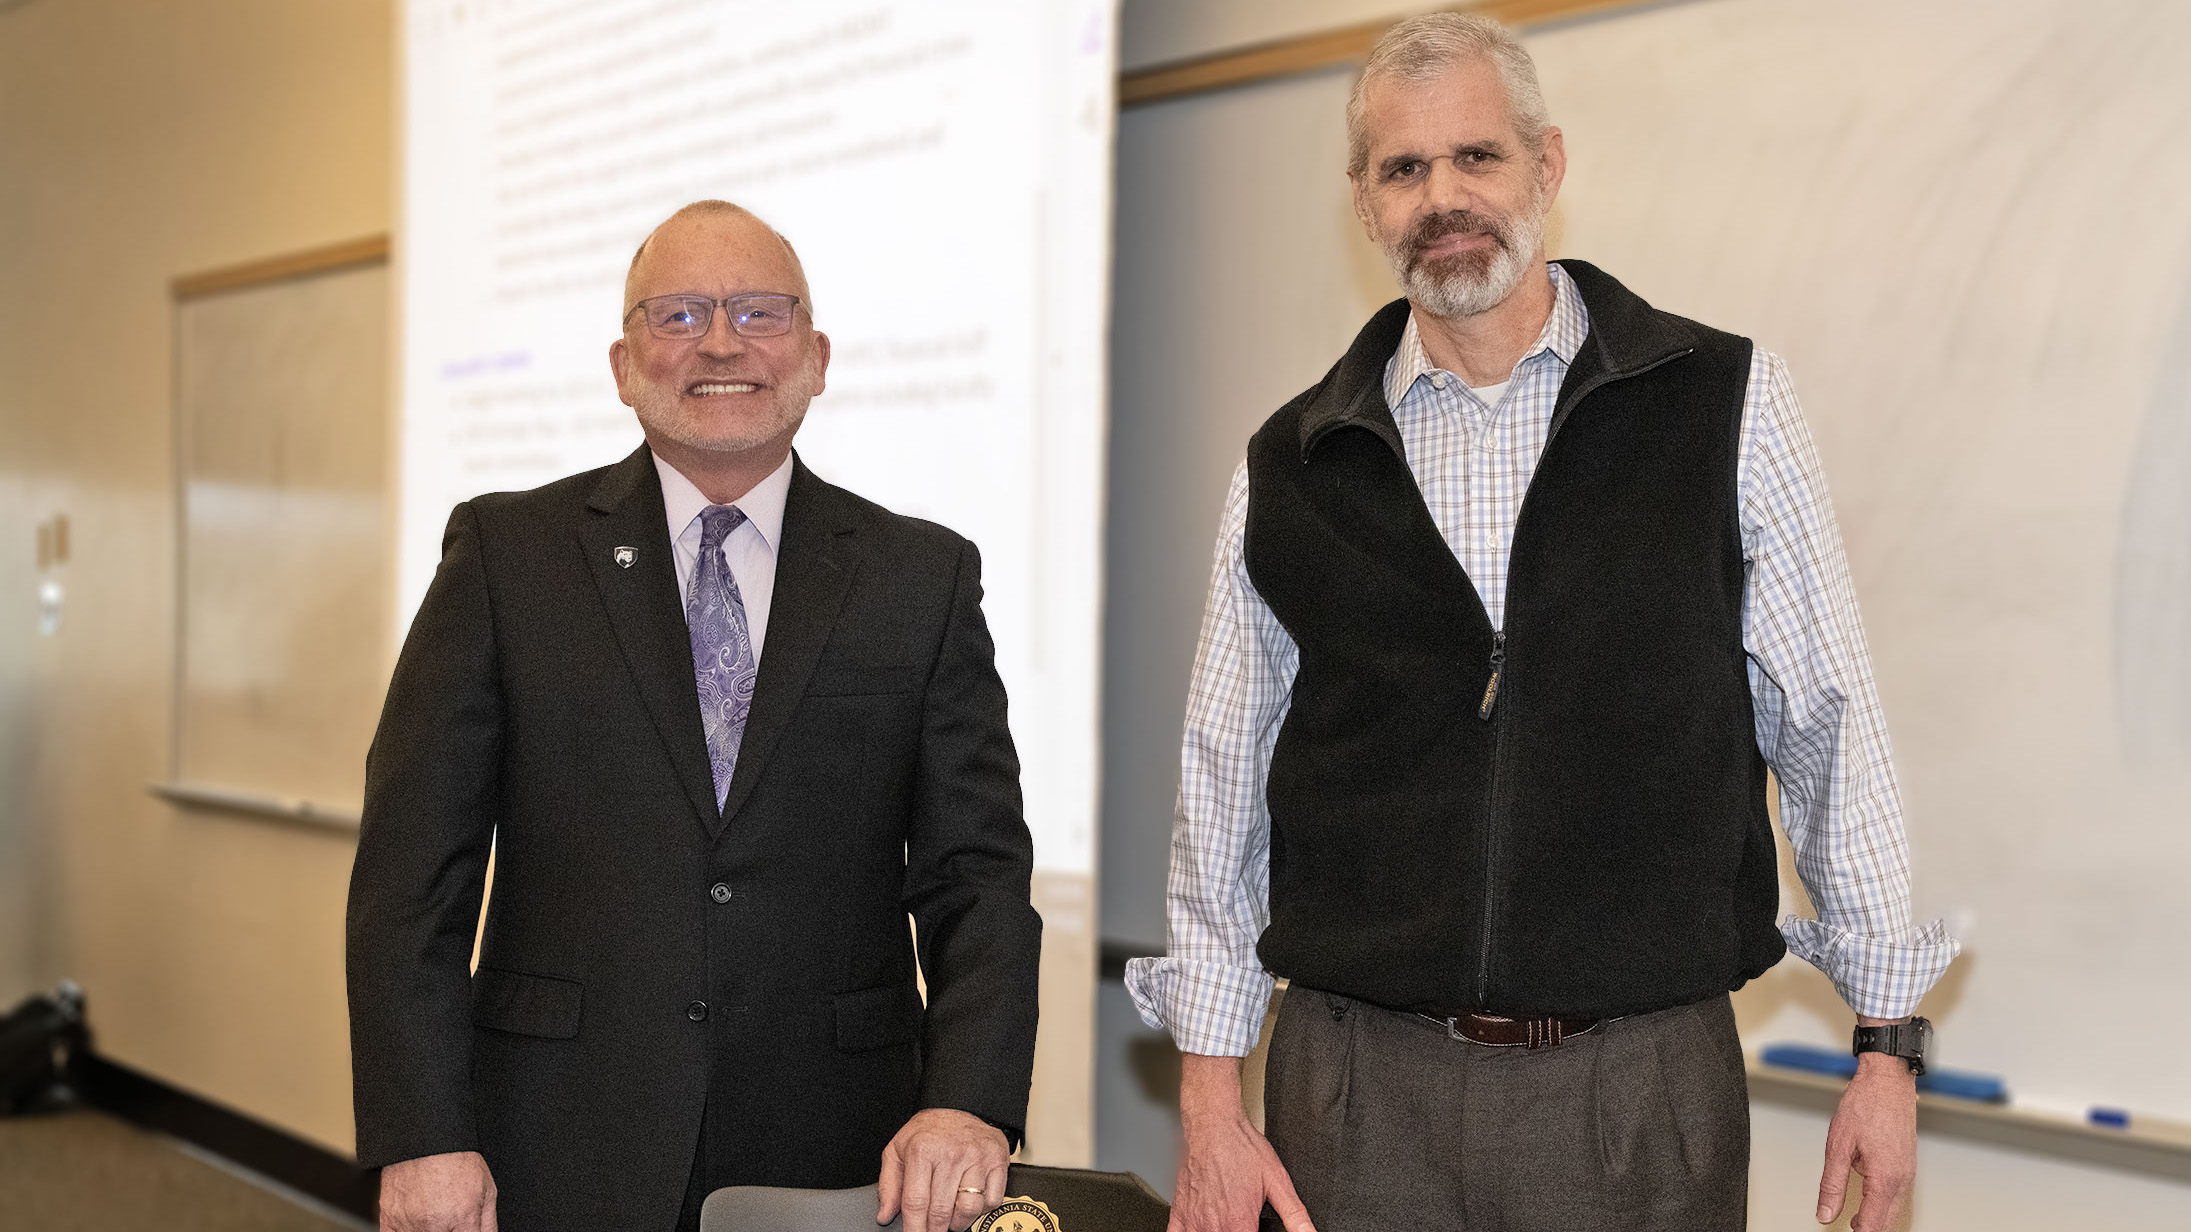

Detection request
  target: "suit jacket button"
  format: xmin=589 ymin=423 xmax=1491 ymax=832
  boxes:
xmin=709 ymin=883 xmax=733 ymax=904
xmin=686 ymin=1000 xmax=708 ymax=1022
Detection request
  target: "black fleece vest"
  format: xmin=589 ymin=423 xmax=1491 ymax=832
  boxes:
xmin=1243 ymin=260 xmax=1786 ymax=1020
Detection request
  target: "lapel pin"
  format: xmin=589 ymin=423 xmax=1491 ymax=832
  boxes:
xmin=613 ymin=546 xmax=637 ymax=569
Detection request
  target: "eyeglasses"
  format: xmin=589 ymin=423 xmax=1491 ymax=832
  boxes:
xmin=623 ymin=293 xmax=802 ymax=340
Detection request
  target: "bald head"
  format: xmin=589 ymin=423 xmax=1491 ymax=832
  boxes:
xmin=624 ymin=200 xmax=813 ymax=315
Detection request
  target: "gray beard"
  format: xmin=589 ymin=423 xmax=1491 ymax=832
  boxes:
xmin=629 ymin=383 xmax=809 ymax=455
xmin=1387 ymin=203 xmax=1545 ymax=320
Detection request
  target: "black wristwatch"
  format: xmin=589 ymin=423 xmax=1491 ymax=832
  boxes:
xmin=1852 ymin=1016 xmax=1931 ymax=1076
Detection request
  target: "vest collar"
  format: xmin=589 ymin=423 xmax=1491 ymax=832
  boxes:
xmin=1297 ymin=259 xmax=1701 ymax=462
xmin=1550 ymin=259 xmax=1702 ymax=421
xmin=1298 ymin=297 xmax=1413 ymax=461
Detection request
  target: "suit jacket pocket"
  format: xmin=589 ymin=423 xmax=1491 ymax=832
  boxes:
xmin=833 ymin=983 xmax=924 ymax=1053
xmin=807 ymin=664 xmax=924 ymax=697
xmin=471 ymin=967 xmax=583 ymax=1039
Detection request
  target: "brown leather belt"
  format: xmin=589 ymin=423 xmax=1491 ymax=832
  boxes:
xmin=1416 ymin=1010 xmax=1605 ymax=1049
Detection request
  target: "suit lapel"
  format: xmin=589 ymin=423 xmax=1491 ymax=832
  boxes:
xmin=716 ymin=456 xmax=860 ymax=830
xmin=578 ymin=446 xmax=724 ymax=836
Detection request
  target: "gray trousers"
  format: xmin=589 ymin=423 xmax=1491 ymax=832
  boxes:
xmin=1263 ymin=988 xmax=1750 ymax=1232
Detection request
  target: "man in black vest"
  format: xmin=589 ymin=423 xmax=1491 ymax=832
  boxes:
xmin=1125 ymin=14 xmax=1956 ymax=1232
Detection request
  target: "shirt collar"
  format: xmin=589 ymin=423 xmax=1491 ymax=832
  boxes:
xmin=653 ymin=448 xmax=793 ymax=554
xmin=1384 ymin=261 xmax=1592 ymax=409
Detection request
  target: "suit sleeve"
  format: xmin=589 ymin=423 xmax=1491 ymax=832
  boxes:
xmin=901 ymin=539 xmax=1043 ymax=1144
xmin=346 ymin=502 xmax=504 ymax=1168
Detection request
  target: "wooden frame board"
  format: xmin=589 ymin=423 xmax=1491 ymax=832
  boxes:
xmin=1120 ymin=0 xmax=1664 ymax=107
xmin=172 ymin=234 xmax=390 ymax=301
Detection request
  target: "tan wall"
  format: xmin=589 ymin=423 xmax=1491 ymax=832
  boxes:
xmin=0 ymin=0 xmax=391 ymax=1154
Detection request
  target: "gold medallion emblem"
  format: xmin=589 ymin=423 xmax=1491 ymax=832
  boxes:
xmin=971 ymin=1196 xmax=1061 ymax=1232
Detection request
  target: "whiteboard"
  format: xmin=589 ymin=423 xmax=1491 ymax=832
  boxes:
xmin=1533 ymin=0 xmax=2191 ymax=1121
xmin=175 ymin=262 xmax=392 ymax=813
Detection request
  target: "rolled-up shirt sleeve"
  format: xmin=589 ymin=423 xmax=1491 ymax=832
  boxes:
xmin=1741 ymin=352 xmax=1960 ymax=1019
xmin=1125 ymin=462 xmax=1296 ymax=1057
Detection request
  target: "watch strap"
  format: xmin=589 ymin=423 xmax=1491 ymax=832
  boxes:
xmin=1851 ymin=1017 xmax=1931 ymax=1076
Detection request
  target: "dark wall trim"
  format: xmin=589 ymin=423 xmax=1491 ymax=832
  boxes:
xmin=75 ymin=1052 xmax=378 ymax=1222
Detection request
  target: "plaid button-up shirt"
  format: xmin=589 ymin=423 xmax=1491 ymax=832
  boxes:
xmin=1126 ymin=263 xmax=1959 ymax=1057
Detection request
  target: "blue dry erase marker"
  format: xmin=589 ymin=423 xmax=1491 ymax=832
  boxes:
xmin=1760 ymin=1043 xmax=1856 ymax=1077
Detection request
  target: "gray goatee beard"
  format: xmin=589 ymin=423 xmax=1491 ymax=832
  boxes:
xmin=1385 ymin=201 xmax=1545 ymax=320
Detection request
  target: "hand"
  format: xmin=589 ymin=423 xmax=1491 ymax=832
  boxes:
xmin=1817 ymin=1051 xmax=1917 ymax=1230
xmin=1169 ymin=1054 xmax=1315 ymax=1232
xmin=379 ymin=1151 xmax=497 ymax=1232
xmin=877 ymin=1107 xmax=1009 ymax=1232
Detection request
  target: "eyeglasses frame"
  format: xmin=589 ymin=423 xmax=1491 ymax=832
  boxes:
xmin=622 ymin=292 xmax=805 ymax=340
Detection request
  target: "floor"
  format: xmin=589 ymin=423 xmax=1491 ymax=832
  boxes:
xmin=0 ymin=1106 xmax=362 ymax=1232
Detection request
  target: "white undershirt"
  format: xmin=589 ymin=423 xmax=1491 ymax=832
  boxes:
xmin=1421 ymin=367 xmax=1512 ymax=411
xmin=654 ymin=450 xmax=792 ymax=663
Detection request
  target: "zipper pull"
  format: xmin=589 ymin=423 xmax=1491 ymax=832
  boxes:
xmin=1479 ymin=630 xmax=1505 ymax=720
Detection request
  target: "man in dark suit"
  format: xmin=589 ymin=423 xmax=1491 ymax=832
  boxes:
xmin=347 ymin=200 xmax=1042 ymax=1232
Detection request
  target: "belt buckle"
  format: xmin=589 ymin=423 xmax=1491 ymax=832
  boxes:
xmin=1437 ymin=1013 xmax=1533 ymax=1047
xmin=1432 ymin=1012 xmax=1568 ymax=1048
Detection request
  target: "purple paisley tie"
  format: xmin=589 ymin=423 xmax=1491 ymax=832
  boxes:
xmin=689 ymin=505 xmax=758 ymax=809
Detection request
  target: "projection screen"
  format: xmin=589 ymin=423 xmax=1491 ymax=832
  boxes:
xmin=400 ymin=0 xmax=1115 ymax=877
xmin=401 ymin=0 xmax=1117 ymax=1157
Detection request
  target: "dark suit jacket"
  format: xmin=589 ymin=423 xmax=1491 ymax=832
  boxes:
xmin=346 ymin=446 xmax=1041 ymax=1232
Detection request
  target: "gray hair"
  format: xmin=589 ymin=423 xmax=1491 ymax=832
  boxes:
xmin=1345 ymin=12 xmax=1550 ymax=178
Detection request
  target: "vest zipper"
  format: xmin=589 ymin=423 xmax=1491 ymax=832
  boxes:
xmin=1477 ymin=626 xmax=1507 ymax=1005
xmin=1478 ymin=630 xmax=1505 ymax=720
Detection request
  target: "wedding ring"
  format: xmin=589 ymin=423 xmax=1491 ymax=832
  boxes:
xmin=958 ymin=1187 xmax=986 ymax=1195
